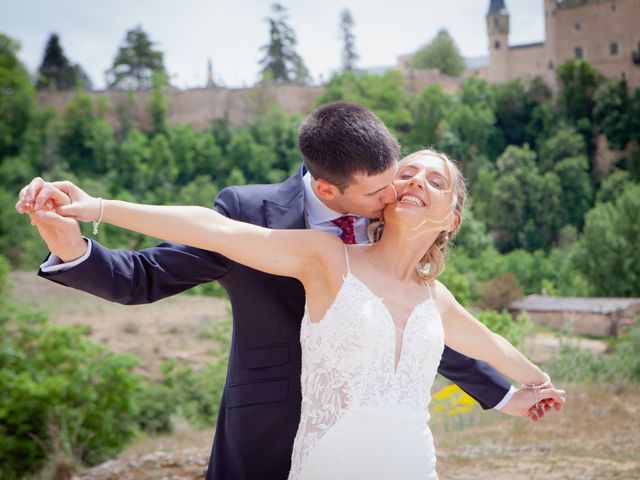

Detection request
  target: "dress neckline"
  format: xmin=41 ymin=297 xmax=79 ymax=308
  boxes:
xmin=306 ymin=269 xmax=435 ymax=373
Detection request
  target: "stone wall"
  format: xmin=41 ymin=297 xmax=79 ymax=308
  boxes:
xmin=36 ymin=84 xmax=326 ymax=132
xmin=509 ymin=303 xmax=640 ymax=337
xmin=36 ymin=73 xmax=468 ymax=132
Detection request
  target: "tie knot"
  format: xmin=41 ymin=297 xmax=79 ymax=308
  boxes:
xmin=332 ymin=216 xmax=357 ymax=244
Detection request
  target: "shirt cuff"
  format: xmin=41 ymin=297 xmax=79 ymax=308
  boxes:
xmin=493 ymin=385 xmax=517 ymax=411
xmin=40 ymin=237 xmax=92 ymax=273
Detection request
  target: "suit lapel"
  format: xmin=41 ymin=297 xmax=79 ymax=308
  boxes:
xmin=263 ymin=166 xmax=307 ymax=230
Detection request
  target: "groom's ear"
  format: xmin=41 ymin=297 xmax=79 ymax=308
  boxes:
xmin=315 ymin=178 xmax=341 ymax=200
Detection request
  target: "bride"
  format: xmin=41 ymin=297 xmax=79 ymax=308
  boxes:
xmin=19 ymin=149 xmax=565 ymax=479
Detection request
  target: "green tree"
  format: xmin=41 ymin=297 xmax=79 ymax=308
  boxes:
xmin=556 ymin=58 xmax=601 ymax=125
xmin=442 ymin=76 xmax=502 ymax=162
xmin=259 ymin=3 xmax=309 ymax=84
xmin=593 ymin=78 xmax=632 ymax=150
xmin=574 ymin=183 xmax=640 ymax=296
xmin=339 ymin=9 xmax=358 ymax=72
xmin=0 ymin=34 xmax=35 ymax=159
xmin=117 ymin=128 xmax=150 ymax=192
xmin=538 ymin=126 xmax=588 ymax=172
xmin=522 ymin=171 xmax=564 ymax=250
xmin=318 ymin=70 xmax=412 ymax=136
xmin=552 ymin=155 xmax=593 ymax=229
xmin=405 ymin=84 xmax=451 ymax=152
xmin=147 ymin=133 xmax=176 ymax=195
xmin=441 ymin=102 xmax=496 ymax=162
xmin=411 ymin=29 xmax=465 ymax=77
xmin=453 ymin=208 xmax=492 ymax=258
xmin=492 ymin=77 xmax=551 ymax=148
xmin=489 ymin=146 xmax=563 ymax=251
xmin=59 ymin=90 xmax=101 ymax=174
xmin=36 ymin=33 xmax=92 ymax=91
xmin=149 ymin=71 xmax=169 ymax=134
xmin=179 ymin=175 xmax=220 ymax=207
xmin=596 ymin=169 xmax=631 ymax=204
xmin=106 ymin=25 xmax=166 ymax=90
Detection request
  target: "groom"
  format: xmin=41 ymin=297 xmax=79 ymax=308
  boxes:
xmin=19 ymin=102 xmax=552 ymax=480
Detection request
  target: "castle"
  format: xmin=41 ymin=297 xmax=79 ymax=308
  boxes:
xmin=396 ymin=0 xmax=640 ymax=92
xmin=485 ymin=0 xmax=640 ymax=91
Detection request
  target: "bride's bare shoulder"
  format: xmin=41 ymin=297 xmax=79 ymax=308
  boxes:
xmin=430 ymin=280 xmax=457 ymax=311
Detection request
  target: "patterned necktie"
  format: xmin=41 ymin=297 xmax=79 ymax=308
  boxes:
xmin=332 ymin=215 xmax=357 ymax=244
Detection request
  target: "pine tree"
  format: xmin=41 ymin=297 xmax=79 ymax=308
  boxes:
xmin=36 ymin=34 xmax=92 ymax=90
xmin=339 ymin=9 xmax=358 ymax=72
xmin=106 ymin=26 xmax=166 ymax=90
xmin=259 ymin=3 xmax=309 ymax=84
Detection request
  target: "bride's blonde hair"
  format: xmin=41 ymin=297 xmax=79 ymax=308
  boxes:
xmin=367 ymin=149 xmax=467 ymax=282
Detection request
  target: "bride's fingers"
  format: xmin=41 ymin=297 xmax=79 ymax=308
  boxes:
xmin=538 ymin=388 xmax=566 ymax=405
xmin=16 ymin=199 xmax=27 ymax=214
xmin=25 ymin=177 xmax=46 ymax=205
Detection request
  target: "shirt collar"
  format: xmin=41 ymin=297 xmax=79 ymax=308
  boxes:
xmin=303 ymin=172 xmax=345 ymax=224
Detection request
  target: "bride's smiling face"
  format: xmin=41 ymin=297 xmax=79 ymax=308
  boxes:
xmin=384 ymin=152 xmax=461 ymax=233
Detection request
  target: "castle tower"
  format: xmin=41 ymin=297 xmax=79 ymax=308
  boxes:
xmin=487 ymin=0 xmax=510 ymax=83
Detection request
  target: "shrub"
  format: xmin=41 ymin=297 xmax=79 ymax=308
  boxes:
xmin=548 ymin=322 xmax=640 ymax=384
xmin=476 ymin=309 xmax=532 ymax=346
xmin=159 ymin=318 xmax=231 ymax=427
xmin=476 ymin=272 xmax=524 ymax=311
xmin=0 ymin=304 xmax=142 ymax=479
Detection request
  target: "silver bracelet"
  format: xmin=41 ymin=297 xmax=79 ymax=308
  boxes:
xmin=92 ymin=198 xmax=104 ymax=235
xmin=522 ymin=372 xmax=551 ymax=411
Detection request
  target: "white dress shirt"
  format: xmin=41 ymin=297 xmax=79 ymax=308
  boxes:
xmin=302 ymin=172 xmax=370 ymax=243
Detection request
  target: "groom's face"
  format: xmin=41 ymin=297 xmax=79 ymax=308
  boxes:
xmin=334 ymin=162 xmax=398 ymax=218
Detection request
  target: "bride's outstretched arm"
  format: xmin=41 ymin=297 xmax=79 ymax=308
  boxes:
xmin=25 ymin=181 xmax=338 ymax=283
xmin=435 ymin=281 xmax=547 ymax=386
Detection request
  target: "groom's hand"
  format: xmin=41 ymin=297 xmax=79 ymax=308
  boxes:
xmin=500 ymin=386 xmax=566 ymax=422
xmin=16 ymin=177 xmax=87 ymax=263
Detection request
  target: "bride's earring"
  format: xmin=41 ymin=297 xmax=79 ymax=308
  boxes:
xmin=416 ymin=262 xmax=432 ymax=276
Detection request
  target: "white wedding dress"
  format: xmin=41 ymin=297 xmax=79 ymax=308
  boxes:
xmin=288 ymin=248 xmax=444 ymax=480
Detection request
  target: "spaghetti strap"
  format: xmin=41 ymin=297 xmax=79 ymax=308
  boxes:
xmin=343 ymin=245 xmax=351 ymax=275
xmin=423 ymin=280 xmax=434 ymax=301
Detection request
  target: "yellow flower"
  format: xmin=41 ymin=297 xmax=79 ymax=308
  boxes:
xmin=447 ymin=406 xmax=474 ymax=416
xmin=432 ymin=384 xmax=460 ymax=400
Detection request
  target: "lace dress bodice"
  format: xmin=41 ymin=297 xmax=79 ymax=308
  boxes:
xmin=288 ymin=248 xmax=445 ymax=480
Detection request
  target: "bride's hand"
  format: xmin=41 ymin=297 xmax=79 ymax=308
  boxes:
xmin=500 ymin=386 xmax=566 ymax=421
xmin=18 ymin=178 xmax=101 ymax=223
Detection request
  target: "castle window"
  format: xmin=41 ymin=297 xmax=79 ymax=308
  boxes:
xmin=548 ymin=60 xmax=554 ymax=70
xmin=575 ymin=47 xmax=583 ymax=59
xmin=610 ymin=42 xmax=619 ymax=56
xmin=575 ymin=22 xmax=581 ymax=31
xmin=494 ymin=18 xmax=499 ymax=28
xmin=495 ymin=40 xmax=501 ymax=50
xmin=611 ymin=3 xmax=616 ymax=12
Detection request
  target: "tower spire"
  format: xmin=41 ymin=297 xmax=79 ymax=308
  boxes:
xmin=488 ymin=0 xmax=507 ymax=15
xmin=207 ymin=57 xmax=214 ymax=88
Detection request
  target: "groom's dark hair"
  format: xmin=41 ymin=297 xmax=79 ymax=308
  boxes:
xmin=298 ymin=101 xmax=400 ymax=192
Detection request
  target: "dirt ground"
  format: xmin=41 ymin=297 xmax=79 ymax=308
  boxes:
xmin=12 ymin=272 xmax=640 ymax=480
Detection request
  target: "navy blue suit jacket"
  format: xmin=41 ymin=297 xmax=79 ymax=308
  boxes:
xmin=39 ymin=168 xmax=511 ymax=479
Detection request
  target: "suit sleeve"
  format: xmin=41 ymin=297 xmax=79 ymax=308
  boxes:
xmin=37 ymin=187 xmax=241 ymax=305
xmin=437 ymin=345 xmax=512 ymax=410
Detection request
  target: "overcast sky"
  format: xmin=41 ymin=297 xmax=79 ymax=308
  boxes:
xmin=3 ymin=0 xmax=544 ymax=90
